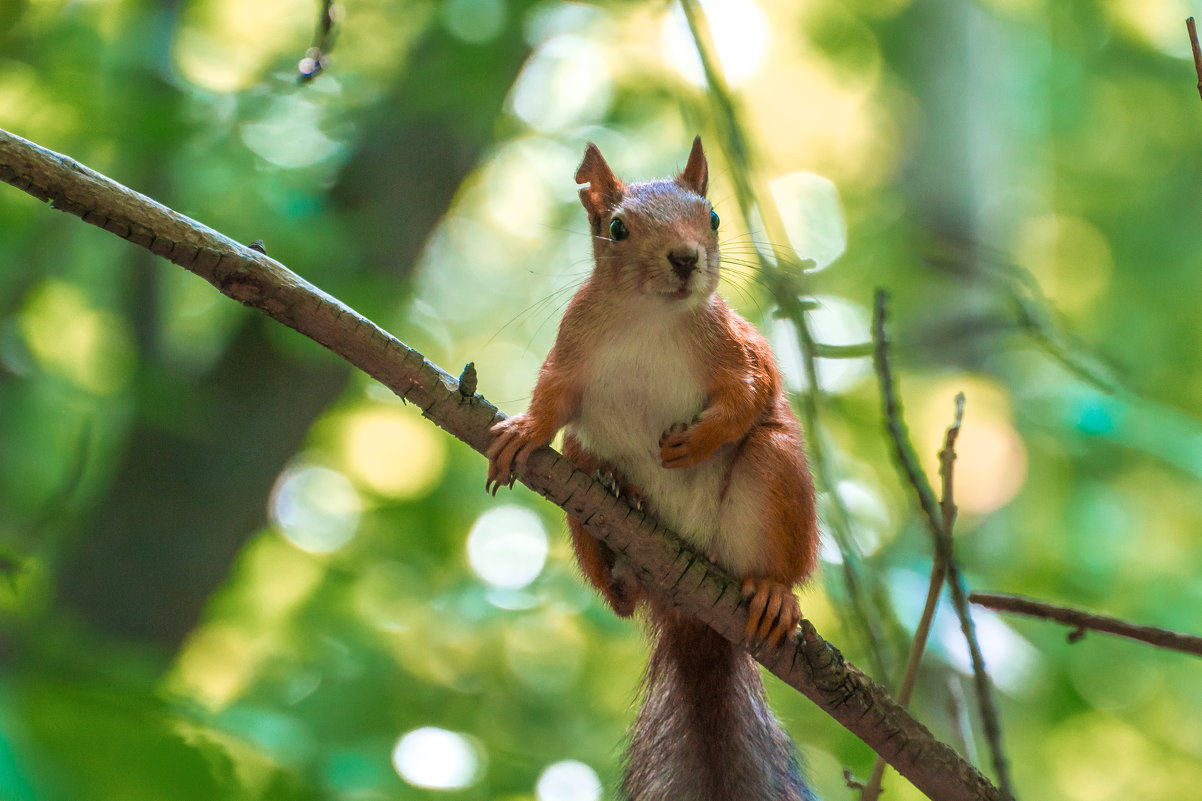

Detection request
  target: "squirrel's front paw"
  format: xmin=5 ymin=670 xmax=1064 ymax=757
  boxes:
xmin=741 ymin=577 xmax=801 ymax=647
xmin=486 ymin=414 xmax=548 ymax=495
xmin=659 ymin=421 xmax=717 ymax=469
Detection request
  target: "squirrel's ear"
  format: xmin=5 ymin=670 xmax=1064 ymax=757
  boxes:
xmin=678 ymin=136 xmax=708 ymax=197
xmin=576 ymin=143 xmax=625 ymax=221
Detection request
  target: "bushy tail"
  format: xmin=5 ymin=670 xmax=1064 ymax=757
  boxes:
xmin=621 ymin=607 xmax=816 ymax=801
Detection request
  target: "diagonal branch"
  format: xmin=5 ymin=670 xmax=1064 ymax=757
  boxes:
xmin=0 ymin=127 xmax=1002 ymax=801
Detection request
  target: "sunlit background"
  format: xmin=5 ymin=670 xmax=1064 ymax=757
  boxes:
xmin=2 ymin=0 xmax=1202 ymax=799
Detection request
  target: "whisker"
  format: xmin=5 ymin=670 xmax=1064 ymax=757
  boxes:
xmin=720 ymin=274 xmax=765 ymax=314
xmin=534 ymin=222 xmax=594 ymax=238
xmin=720 ymin=263 xmax=775 ymax=291
xmin=486 ymin=275 xmax=588 ymax=347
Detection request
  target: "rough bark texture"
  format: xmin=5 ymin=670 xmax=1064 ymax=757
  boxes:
xmin=0 ymin=127 xmax=1003 ymax=801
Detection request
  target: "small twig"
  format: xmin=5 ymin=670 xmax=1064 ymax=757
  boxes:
xmin=939 ymin=393 xmax=965 ymax=527
xmin=1188 ymin=18 xmax=1202 ymax=103
xmin=872 ymin=290 xmax=1017 ymax=800
xmin=860 ymin=392 xmax=964 ymax=801
xmin=811 ymin=341 xmax=875 ymax=359
xmin=971 ymin=592 xmax=1202 ymax=658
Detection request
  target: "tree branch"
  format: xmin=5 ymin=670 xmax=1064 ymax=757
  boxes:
xmin=970 ymin=591 xmax=1202 ymax=658
xmin=0 ymin=127 xmax=1002 ymax=801
xmin=1187 ymin=17 xmax=1202 ymax=104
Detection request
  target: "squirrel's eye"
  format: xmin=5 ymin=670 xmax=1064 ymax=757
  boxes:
xmin=609 ymin=217 xmax=629 ymax=241
xmin=710 ymin=210 xmax=720 ymax=231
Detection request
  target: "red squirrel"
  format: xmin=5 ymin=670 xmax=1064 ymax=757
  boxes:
xmin=486 ymin=138 xmax=819 ymax=801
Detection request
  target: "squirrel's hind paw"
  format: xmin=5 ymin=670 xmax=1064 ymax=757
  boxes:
xmin=741 ymin=577 xmax=801 ymax=647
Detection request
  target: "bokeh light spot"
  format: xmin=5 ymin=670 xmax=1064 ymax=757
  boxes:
xmin=1109 ymin=0 xmax=1195 ymax=59
xmin=509 ymin=35 xmax=612 ymax=132
xmin=837 ymin=479 xmax=890 ymax=556
xmin=19 ymin=281 xmax=134 ymax=395
xmin=441 ymin=0 xmax=507 ymax=43
xmin=505 ymin=612 xmax=585 ymax=693
xmin=271 ymin=463 xmax=361 ymax=553
xmin=662 ymin=0 xmax=769 ymax=87
xmin=915 ymin=378 xmax=1028 ymax=516
xmin=769 ymin=171 xmax=847 ymax=271
xmin=536 ymin=759 xmax=602 ymax=801
xmin=771 ymin=296 xmax=872 ymax=394
xmin=175 ymin=0 xmax=311 ymax=92
xmin=168 ymin=622 xmax=257 ymax=709
xmin=338 ymin=406 xmax=446 ymax=498
xmin=941 ymin=608 xmax=1037 ymax=694
xmin=240 ymin=93 xmax=341 ymax=169
xmin=391 ymin=727 xmax=482 ymax=790
xmin=1013 ymin=215 xmax=1113 ymax=320
xmin=467 ymin=505 xmax=548 ymax=590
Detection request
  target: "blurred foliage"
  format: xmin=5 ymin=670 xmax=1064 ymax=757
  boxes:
xmin=2 ymin=0 xmax=1202 ymax=800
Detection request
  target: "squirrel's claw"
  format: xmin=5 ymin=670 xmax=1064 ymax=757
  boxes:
xmin=486 ymin=414 xmax=545 ymax=495
xmin=593 ymin=469 xmax=646 ymax=512
xmin=596 ymin=469 xmax=622 ymax=497
xmin=620 ymin=482 xmax=647 ymax=511
xmin=741 ymin=577 xmax=801 ymax=647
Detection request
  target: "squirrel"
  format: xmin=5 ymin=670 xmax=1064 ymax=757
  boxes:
xmin=486 ymin=137 xmax=820 ymax=801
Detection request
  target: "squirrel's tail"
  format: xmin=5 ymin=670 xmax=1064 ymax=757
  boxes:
xmin=621 ymin=606 xmax=816 ymax=801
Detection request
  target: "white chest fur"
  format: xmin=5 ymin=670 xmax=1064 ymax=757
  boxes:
xmin=568 ymin=311 xmax=731 ymax=556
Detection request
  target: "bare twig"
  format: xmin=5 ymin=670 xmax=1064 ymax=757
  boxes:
xmin=1188 ymin=18 xmax=1202 ymax=103
xmin=872 ymin=290 xmax=1016 ymax=800
xmin=812 ymin=341 xmax=875 ymax=359
xmin=971 ymin=591 xmax=1202 ymax=657
xmin=0 ymin=127 xmax=1004 ymax=801
xmin=860 ymin=375 xmax=965 ymax=800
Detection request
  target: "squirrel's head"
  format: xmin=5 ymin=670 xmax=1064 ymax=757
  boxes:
xmin=576 ymin=137 xmax=720 ymax=309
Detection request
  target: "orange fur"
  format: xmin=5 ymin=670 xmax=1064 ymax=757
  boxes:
xmin=487 ymin=136 xmax=818 ymax=638
xmin=486 ymin=138 xmax=820 ymax=799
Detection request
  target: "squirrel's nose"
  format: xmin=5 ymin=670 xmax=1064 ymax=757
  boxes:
xmin=668 ymin=248 xmax=699 ymax=280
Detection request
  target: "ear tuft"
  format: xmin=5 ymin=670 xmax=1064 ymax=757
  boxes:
xmin=678 ymin=136 xmax=708 ymax=197
xmin=576 ymin=142 xmax=625 ymax=221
